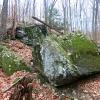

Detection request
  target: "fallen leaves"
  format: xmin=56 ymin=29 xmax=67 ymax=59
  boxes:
xmin=0 ymin=40 xmax=61 ymax=100
xmin=77 ymin=74 xmax=100 ymax=98
xmin=6 ymin=40 xmax=33 ymax=66
xmin=0 ymin=70 xmax=62 ymax=100
xmin=2 ymin=40 xmax=100 ymax=100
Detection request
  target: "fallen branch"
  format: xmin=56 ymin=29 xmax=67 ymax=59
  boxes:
xmin=9 ymin=74 xmax=33 ymax=100
xmin=3 ymin=73 xmax=30 ymax=93
xmin=32 ymin=16 xmax=63 ymax=35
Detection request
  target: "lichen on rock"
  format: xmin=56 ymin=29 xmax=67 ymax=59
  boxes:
xmin=40 ymin=33 xmax=100 ymax=86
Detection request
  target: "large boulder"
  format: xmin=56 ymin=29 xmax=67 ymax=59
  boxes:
xmin=40 ymin=33 xmax=100 ymax=86
xmin=15 ymin=25 xmax=48 ymax=46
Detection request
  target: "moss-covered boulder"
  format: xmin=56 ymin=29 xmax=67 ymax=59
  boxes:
xmin=40 ymin=33 xmax=100 ymax=86
xmin=16 ymin=25 xmax=47 ymax=46
xmin=0 ymin=45 xmax=30 ymax=75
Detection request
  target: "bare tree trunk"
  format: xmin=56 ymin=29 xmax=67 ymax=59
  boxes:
xmin=62 ymin=0 xmax=67 ymax=33
xmin=92 ymin=0 xmax=99 ymax=42
xmin=69 ymin=0 xmax=72 ymax=31
xmin=83 ymin=8 xmax=88 ymax=34
xmin=0 ymin=0 xmax=8 ymax=40
xmin=8 ymin=0 xmax=10 ymax=17
xmin=32 ymin=0 xmax=36 ymax=23
xmin=49 ymin=0 xmax=57 ymax=26
xmin=79 ymin=1 xmax=82 ymax=31
xmin=44 ymin=0 xmax=48 ymax=23
xmin=32 ymin=0 xmax=35 ymax=16
xmin=22 ymin=0 xmax=26 ymax=23
xmin=73 ymin=0 xmax=78 ymax=31
xmin=92 ymin=0 xmax=95 ymax=40
xmin=94 ymin=0 xmax=99 ymax=42
xmin=18 ymin=0 xmax=21 ymax=22
xmin=74 ymin=0 xmax=78 ymax=30
xmin=63 ymin=7 xmax=67 ymax=33
xmin=11 ymin=0 xmax=17 ymax=39
xmin=26 ymin=0 xmax=31 ymax=21
xmin=40 ymin=5 xmax=42 ymax=20
xmin=79 ymin=0 xmax=84 ymax=32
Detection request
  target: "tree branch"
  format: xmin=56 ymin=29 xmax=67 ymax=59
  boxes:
xmin=3 ymin=73 xmax=30 ymax=93
xmin=32 ymin=16 xmax=63 ymax=35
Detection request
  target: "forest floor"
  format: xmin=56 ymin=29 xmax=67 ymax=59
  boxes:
xmin=0 ymin=40 xmax=65 ymax=100
xmin=0 ymin=40 xmax=100 ymax=100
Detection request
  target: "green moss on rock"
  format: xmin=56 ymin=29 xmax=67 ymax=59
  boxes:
xmin=52 ymin=33 xmax=97 ymax=54
xmin=44 ymin=36 xmax=78 ymax=72
xmin=0 ymin=45 xmax=30 ymax=75
xmin=49 ymin=33 xmax=99 ymax=62
xmin=41 ymin=33 xmax=100 ymax=86
xmin=57 ymin=33 xmax=100 ymax=69
xmin=75 ymin=55 xmax=100 ymax=73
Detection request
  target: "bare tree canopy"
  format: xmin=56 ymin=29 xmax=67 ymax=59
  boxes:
xmin=0 ymin=0 xmax=99 ymax=42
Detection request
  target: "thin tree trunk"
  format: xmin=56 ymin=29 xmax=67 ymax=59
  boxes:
xmin=44 ymin=0 xmax=48 ymax=23
xmin=18 ymin=0 xmax=20 ymax=22
xmin=94 ymin=0 xmax=99 ymax=42
xmin=92 ymin=0 xmax=99 ymax=42
xmin=0 ymin=0 xmax=8 ymax=39
xmin=11 ymin=0 xmax=17 ymax=39
xmin=49 ymin=0 xmax=57 ymax=26
xmin=32 ymin=0 xmax=36 ymax=23
xmin=64 ymin=7 xmax=67 ymax=33
xmin=69 ymin=0 xmax=72 ymax=31
xmin=62 ymin=0 xmax=67 ymax=33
